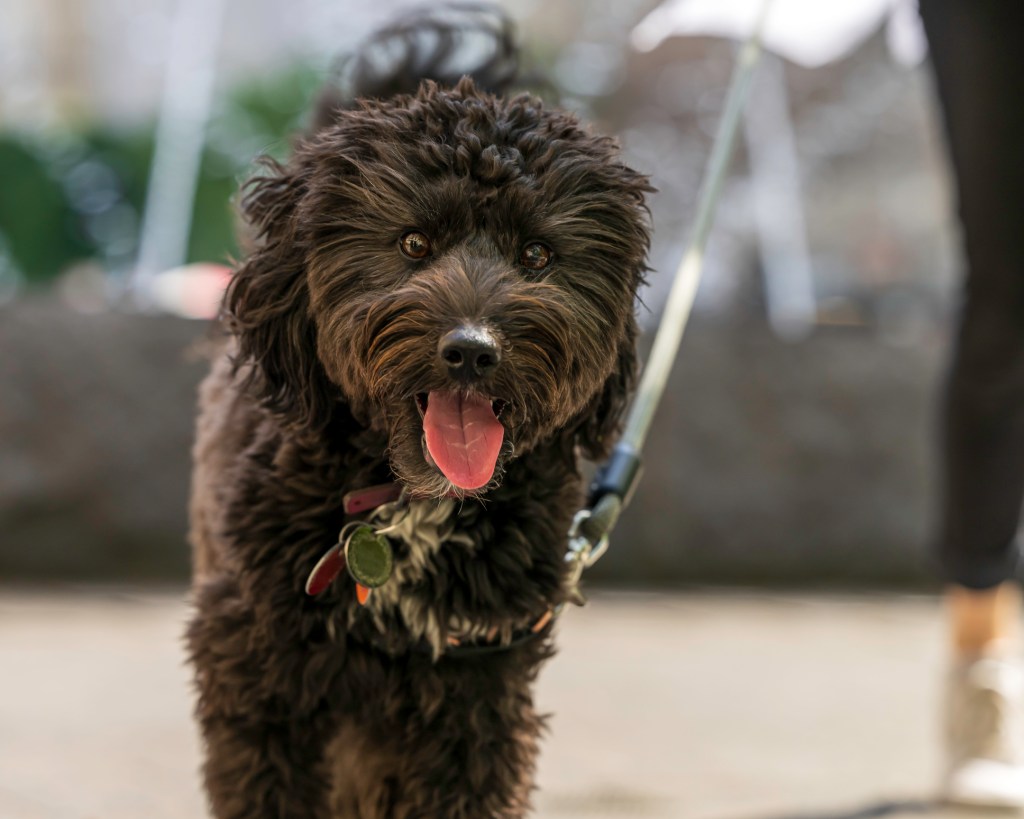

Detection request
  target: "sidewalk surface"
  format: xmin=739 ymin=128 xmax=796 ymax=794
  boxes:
xmin=0 ymin=589 xmax=1005 ymax=819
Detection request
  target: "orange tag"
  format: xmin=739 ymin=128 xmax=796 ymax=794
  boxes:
xmin=356 ymin=584 xmax=372 ymax=606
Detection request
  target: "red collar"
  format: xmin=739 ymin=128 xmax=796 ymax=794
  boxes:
xmin=342 ymin=482 xmax=403 ymax=515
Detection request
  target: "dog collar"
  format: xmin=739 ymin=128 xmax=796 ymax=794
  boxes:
xmin=342 ymin=482 xmax=403 ymax=515
xmin=305 ymin=482 xmax=403 ymax=602
xmin=305 ymin=481 xmax=561 ymax=657
xmin=438 ymin=607 xmax=555 ymax=657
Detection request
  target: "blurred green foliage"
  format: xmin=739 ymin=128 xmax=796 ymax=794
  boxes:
xmin=0 ymin=62 xmax=324 ymax=286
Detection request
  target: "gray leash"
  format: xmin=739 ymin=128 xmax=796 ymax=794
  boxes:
xmin=566 ymin=2 xmax=773 ymax=599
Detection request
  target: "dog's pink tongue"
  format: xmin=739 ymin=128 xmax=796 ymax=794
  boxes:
xmin=423 ymin=391 xmax=504 ymax=490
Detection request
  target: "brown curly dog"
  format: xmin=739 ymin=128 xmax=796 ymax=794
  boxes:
xmin=187 ymin=6 xmax=651 ymax=818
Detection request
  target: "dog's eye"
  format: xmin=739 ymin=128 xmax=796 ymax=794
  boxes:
xmin=399 ymin=231 xmax=432 ymax=260
xmin=520 ymin=242 xmax=553 ymax=271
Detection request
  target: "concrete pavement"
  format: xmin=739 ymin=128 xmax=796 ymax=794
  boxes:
xmin=0 ymin=589 xmax=1008 ymax=819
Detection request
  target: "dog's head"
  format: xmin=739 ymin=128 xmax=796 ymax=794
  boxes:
xmin=227 ymin=78 xmax=650 ymax=498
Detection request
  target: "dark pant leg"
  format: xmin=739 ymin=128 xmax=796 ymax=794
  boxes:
xmin=920 ymin=0 xmax=1024 ymax=588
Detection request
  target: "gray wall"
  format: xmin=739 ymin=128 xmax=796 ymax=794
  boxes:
xmin=592 ymin=320 xmax=941 ymax=588
xmin=1 ymin=298 xmax=206 ymax=579
xmin=0 ymin=297 xmax=944 ymax=586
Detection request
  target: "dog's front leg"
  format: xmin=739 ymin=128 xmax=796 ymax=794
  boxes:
xmin=366 ymin=651 xmax=545 ymax=819
xmin=188 ymin=575 xmax=343 ymax=819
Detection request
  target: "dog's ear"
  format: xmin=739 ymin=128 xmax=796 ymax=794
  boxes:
xmin=224 ymin=158 xmax=334 ymax=431
xmin=573 ymin=316 xmax=638 ymax=462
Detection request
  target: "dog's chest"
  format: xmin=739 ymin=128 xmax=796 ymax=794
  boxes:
xmin=341 ymin=496 xmax=489 ymax=654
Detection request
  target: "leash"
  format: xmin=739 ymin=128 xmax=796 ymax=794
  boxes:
xmin=565 ymin=1 xmax=773 ymax=602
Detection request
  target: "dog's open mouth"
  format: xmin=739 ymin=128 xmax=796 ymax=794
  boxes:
xmin=415 ymin=392 xmax=506 ymax=491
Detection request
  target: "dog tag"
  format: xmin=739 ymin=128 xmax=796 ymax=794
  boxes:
xmin=344 ymin=525 xmax=393 ymax=589
xmin=305 ymin=543 xmax=346 ymax=596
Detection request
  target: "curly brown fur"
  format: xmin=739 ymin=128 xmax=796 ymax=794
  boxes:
xmin=187 ymin=10 xmax=650 ymax=817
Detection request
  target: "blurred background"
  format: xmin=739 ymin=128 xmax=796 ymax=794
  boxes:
xmin=0 ymin=0 xmax=984 ymax=817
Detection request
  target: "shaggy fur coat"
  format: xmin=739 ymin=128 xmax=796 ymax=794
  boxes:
xmin=187 ymin=10 xmax=650 ymax=817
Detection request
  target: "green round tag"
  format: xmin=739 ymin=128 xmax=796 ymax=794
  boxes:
xmin=344 ymin=526 xmax=393 ymax=588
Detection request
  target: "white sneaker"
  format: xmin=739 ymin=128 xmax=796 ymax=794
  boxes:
xmin=945 ymin=655 xmax=1024 ymax=808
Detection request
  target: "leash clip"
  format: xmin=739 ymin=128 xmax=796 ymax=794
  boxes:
xmin=568 ymin=508 xmax=611 ymax=568
xmin=564 ymin=508 xmax=610 ymax=607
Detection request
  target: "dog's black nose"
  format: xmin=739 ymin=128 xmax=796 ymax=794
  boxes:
xmin=438 ymin=326 xmax=501 ymax=381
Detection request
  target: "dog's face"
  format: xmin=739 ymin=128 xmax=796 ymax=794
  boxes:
xmin=228 ymin=79 xmax=650 ymax=498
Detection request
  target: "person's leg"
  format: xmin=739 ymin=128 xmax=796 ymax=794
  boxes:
xmin=943 ymin=583 xmax=1024 ymax=808
xmin=947 ymin=583 xmax=1020 ymax=658
xmin=924 ymin=0 xmax=1024 ymax=602
xmin=920 ymin=0 xmax=1024 ymax=804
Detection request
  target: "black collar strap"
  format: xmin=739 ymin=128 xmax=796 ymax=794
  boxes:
xmin=419 ymin=607 xmax=558 ymax=659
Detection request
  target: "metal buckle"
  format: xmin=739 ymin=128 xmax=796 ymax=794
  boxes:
xmin=564 ymin=509 xmax=610 ymax=607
